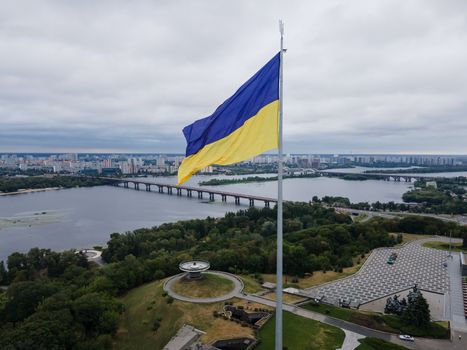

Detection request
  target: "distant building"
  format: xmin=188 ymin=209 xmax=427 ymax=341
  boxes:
xmin=101 ymin=167 xmax=121 ymax=176
xmin=80 ymin=168 xmax=99 ymax=176
xmin=426 ymin=181 xmax=437 ymax=189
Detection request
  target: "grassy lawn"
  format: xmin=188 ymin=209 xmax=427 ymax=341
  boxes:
xmin=115 ymin=280 xmax=253 ymax=350
xmin=261 ymin=253 xmax=371 ymax=290
xmin=422 ymin=241 xmax=467 ymax=253
xmin=239 ymin=274 xmax=263 ymax=293
xmin=303 ymin=303 xmax=450 ymax=339
xmin=171 ymin=273 xmax=234 ymax=298
xmin=262 ymin=291 xmax=307 ymax=304
xmin=390 ymin=233 xmax=433 ymax=246
xmin=356 ymin=337 xmax=409 ymax=350
xmin=256 ymin=311 xmax=345 ymax=350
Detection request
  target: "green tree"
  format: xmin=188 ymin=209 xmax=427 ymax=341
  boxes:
xmin=3 ymin=309 xmax=76 ymax=349
xmin=72 ymin=293 xmax=122 ymax=337
xmin=261 ymin=221 xmax=276 ymax=236
xmin=402 ymin=291 xmax=430 ymax=327
xmin=1 ymin=281 xmax=58 ymax=323
xmin=0 ymin=261 xmax=7 ymax=285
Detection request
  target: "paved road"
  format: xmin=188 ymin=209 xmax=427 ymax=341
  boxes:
xmin=335 ymin=207 xmax=467 ymax=226
xmin=164 ymin=271 xmax=244 ymax=303
xmin=237 ymin=293 xmax=466 ymax=350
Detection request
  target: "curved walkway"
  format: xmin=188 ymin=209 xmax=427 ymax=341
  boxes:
xmin=81 ymin=249 xmax=104 ymax=265
xmin=163 ymin=271 xmax=244 ymax=303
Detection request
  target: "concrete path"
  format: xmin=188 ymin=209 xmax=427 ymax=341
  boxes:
xmin=81 ymin=249 xmax=104 ymax=265
xmin=447 ymin=253 xmax=467 ymax=332
xmin=164 ymin=271 xmax=244 ymax=303
xmin=337 ymin=329 xmax=365 ymax=350
xmin=335 ymin=208 xmax=467 ymax=226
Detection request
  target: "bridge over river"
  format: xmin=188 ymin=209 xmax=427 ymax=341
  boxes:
xmin=103 ymin=177 xmax=277 ymax=207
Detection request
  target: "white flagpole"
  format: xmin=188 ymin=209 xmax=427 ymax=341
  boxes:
xmin=275 ymin=19 xmax=285 ymax=350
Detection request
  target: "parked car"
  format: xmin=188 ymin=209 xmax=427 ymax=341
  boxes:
xmin=399 ymin=335 xmax=415 ymax=342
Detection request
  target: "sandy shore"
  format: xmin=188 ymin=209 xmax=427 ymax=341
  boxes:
xmin=0 ymin=210 xmax=64 ymax=230
xmin=0 ymin=187 xmax=60 ymax=196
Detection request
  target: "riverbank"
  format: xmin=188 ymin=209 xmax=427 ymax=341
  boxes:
xmin=0 ymin=187 xmax=60 ymax=196
xmin=199 ymin=173 xmax=320 ymax=186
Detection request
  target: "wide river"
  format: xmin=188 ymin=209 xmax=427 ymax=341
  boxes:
xmin=3 ymin=167 xmax=459 ymax=262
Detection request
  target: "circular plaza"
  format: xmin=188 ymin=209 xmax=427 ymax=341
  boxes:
xmin=164 ymin=260 xmax=244 ymax=303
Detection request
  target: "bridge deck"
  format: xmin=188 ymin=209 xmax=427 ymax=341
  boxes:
xmin=104 ymin=177 xmax=278 ymax=202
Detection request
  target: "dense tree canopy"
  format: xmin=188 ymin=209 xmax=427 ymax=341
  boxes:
xmin=0 ymin=250 xmax=121 ymax=350
xmin=0 ymin=176 xmax=110 ymax=193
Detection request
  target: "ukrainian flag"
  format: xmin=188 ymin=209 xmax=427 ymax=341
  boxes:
xmin=178 ymin=53 xmax=280 ymax=184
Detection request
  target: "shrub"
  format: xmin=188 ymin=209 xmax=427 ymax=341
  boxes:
xmin=152 ymin=319 xmax=161 ymax=332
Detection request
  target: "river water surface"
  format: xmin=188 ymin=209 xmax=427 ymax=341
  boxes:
xmin=0 ymin=172 xmax=416 ymax=262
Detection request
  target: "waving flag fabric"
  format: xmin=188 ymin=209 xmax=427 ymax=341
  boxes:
xmin=178 ymin=53 xmax=280 ymax=184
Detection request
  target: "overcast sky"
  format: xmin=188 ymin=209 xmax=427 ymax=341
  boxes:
xmin=1 ymin=0 xmax=466 ymax=154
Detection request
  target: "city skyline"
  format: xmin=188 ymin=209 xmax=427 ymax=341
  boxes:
xmin=1 ymin=0 xmax=467 ymax=154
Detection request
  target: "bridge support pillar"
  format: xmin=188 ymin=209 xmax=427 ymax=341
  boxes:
xmin=145 ymin=184 xmax=151 ymax=191
xmin=124 ymin=182 xmax=128 ymax=188
xmin=221 ymin=194 xmax=227 ymax=202
xmin=209 ymin=193 xmax=214 ymax=201
xmin=135 ymin=183 xmax=139 ymax=190
xmin=177 ymin=188 xmax=182 ymax=196
xmin=235 ymin=196 xmax=240 ymax=205
xmin=167 ymin=187 xmax=173 ymax=195
xmin=158 ymin=186 xmax=163 ymax=193
xmin=264 ymin=201 xmax=270 ymax=208
xmin=249 ymin=199 xmax=254 ymax=207
xmin=198 ymin=191 xmax=203 ymax=199
xmin=187 ymin=190 xmax=192 ymax=197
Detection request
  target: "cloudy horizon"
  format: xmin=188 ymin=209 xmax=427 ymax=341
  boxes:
xmin=1 ymin=0 xmax=467 ymax=155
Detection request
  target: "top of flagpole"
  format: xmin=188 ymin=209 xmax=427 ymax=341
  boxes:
xmin=279 ymin=19 xmax=284 ymax=37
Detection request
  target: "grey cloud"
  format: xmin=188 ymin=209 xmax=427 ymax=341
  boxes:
xmin=0 ymin=0 xmax=466 ymax=154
